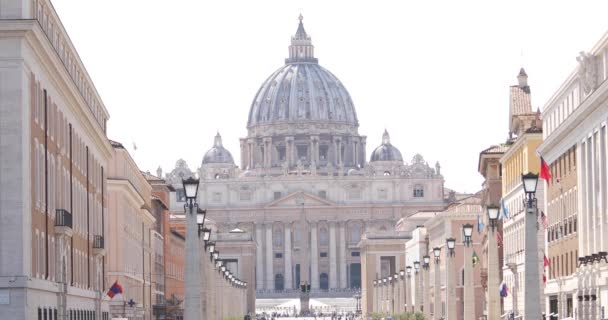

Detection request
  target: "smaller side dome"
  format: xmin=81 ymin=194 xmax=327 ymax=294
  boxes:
xmin=370 ymin=130 xmax=403 ymax=162
xmin=202 ymin=132 xmax=235 ymax=165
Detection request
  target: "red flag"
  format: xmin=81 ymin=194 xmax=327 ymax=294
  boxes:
xmin=543 ymin=272 xmax=547 ymax=284
xmin=540 ymin=156 xmax=552 ymax=183
xmin=107 ymin=281 xmax=123 ymax=298
xmin=544 ymin=255 xmax=550 ymax=267
xmin=496 ymin=231 xmax=503 ymax=247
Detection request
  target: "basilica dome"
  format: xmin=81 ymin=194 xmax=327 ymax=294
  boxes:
xmin=202 ymin=133 xmax=234 ymax=165
xmin=247 ymin=15 xmax=358 ymax=130
xmin=370 ymin=130 xmax=403 ymax=162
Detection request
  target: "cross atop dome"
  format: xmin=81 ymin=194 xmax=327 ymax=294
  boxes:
xmin=286 ymin=14 xmax=318 ymax=64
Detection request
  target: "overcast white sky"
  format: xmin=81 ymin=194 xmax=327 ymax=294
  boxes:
xmin=52 ymin=0 xmax=608 ymax=193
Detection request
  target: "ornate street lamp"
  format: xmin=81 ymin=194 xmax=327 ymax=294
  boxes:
xmin=201 ymin=227 xmax=212 ymax=241
xmin=196 ymin=209 xmax=206 ymax=236
xmin=462 ymin=224 xmax=474 ymax=246
xmin=486 ymin=205 xmax=500 ymax=232
xmin=406 ymin=266 xmax=412 ymax=277
xmin=446 ymin=238 xmax=456 ymax=257
xmin=399 ymin=270 xmax=405 ymax=278
xmin=414 ymin=261 xmax=420 ymax=273
xmin=205 ymin=241 xmax=215 ymax=253
xmin=423 ymin=255 xmax=430 ymax=270
xmin=182 ymin=176 xmax=202 ymax=320
xmin=211 ymin=250 xmax=219 ymax=262
xmin=433 ymin=247 xmax=441 ymax=264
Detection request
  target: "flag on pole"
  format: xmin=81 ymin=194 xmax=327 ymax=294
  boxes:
xmin=472 ymin=251 xmax=480 ymax=267
xmin=543 ymin=272 xmax=547 ymax=284
xmin=500 ymin=198 xmax=510 ymax=220
xmin=500 ymin=282 xmax=508 ymax=298
xmin=497 ymin=231 xmax=503 ymax=247
xmin=477 ymin=215 xmax=485 ymax=234
xmin=539 ymin=211 xmax=548 ymax=229
xmin=544 ymin=254 xmax=550 ymax=267
xmin=107 ymin=281 xmax=123 ymax=298
xmin=540 ymin=156 xmax=552 ymax=183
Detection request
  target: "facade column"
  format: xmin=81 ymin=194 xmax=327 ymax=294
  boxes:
xmin=265 ymin=223 xmax=274 ymax=290
xmin=284 ymin=223 xmax=293 ymax=290
xmin=255 ymin=224 xmax=264 ymax=290
xmin=412 ymin=272 xmax=418 ymax=312
xmin=339 ymin=222 xmax=347 ymax=288
xmin=373 ymin=284 xmax=377 ymax=312
xmin=310 ymin=222 xmax=319 ymax=289
xmin=463 ymin=244 xmax=474 ymax=320
xmin=329 ymin=221 xmax=338 ymax=289
xmin=403 ymin=274 xmax=409 ymax=313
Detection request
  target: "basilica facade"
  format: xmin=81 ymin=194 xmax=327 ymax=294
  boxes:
xmin=165 ymin=16 xmax=449 ymax=296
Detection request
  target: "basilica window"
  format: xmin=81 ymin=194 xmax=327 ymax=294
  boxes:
xmin=319 ymin=145 xmax=329 ymax=161
xmin=277 ymin=146 xmax=286 ymax=161
xmin=297 ymin=145 xmax=308 ymax=161
xmin=273 ymin=228 xmax=283 ymax=247
xmin=239 ymin=191 xmax=251 ymax=201
xmin=318 ymin=190 xmax=327 ymax=199
xmin=319 ymin=227 xmax=329 ymax=245
xmin=212 ymin=192 xmax=222 ymax=203
xmin=350 ymin=224 xmax=362 ymax=244
xmin=413 ymin=185 xmax=424 ymax=198
xmin=274 ymin=192 xmax=282 ymax=200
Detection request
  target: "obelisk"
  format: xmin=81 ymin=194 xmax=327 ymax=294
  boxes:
xmin=296 ymin=194 xmax=310 ymax=314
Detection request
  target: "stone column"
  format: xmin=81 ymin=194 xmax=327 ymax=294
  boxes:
xmin=284 ymin=223 xmax=293 ymax=290
xmin=487 ymin=229 xmax=500 ymax=320
xmin=433 ymin=261 xmax=441 ymax=320
xmin=446 ymin=254 xmax=456 ymax=320
xmin=310 ymin=222 xmax=319 ymax=289
xmin=255 ymin=224 xmax=264 ymax=290
xmin=329 ymin=221 xmax=338 ymax=289
xmin=424 ymin=266 xmax=431 ymax=318
xmin=339 ymin=222 xmax=347 ymax=288
xmin=412 ymin=272 xmax=418 ymax=312
xmin=463 ymin=244 xmax=474 ymax=320
xmin=184 ymin=202 xmax=201 ymax=320
xmin=265 ymin=223 xmax=274 ymax=290
xmin=403 ymin=275 xmax=409 ymax=312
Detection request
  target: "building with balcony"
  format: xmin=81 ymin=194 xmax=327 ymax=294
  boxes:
xmin=0 ymin=1 xmax=111 ymax=319
xmin=538 ymin=30 xmax=608 ymax=320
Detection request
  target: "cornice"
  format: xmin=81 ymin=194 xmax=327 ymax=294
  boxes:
xmin=0 ymin=20 xmax=113 ymax=160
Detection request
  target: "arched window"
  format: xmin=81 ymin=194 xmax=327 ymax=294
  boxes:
xmin=275 ymin=274 xmax=284 ymax=291
xmin=413 ymin=184 xmax=424 ymax=198
xmin=319 ymin=227 xmax=329 ymax=245
xmin=383 ymin=171 xmax=391 ymax=176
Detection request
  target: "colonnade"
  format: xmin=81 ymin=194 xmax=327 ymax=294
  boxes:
xmin=255 ymin=221 xmax=359 ymax=290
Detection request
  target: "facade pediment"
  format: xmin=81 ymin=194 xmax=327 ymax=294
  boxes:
xmin=265 ymin=191 xmax=335 ymax=208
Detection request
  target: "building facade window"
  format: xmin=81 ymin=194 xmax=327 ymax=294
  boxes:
xmin=413 ymin=185 xmax=424 ymax=198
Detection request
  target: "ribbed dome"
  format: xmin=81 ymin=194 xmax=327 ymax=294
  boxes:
xmin=370 ymin=130 xmax=403 ymax=162
xmin=202 ymin=133 xmax=234 ymax=165
xmin=247 ymin=15 xmax=358 ymax=129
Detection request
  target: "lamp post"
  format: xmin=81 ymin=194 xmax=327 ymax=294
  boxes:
xmin=373 ymin=280 xmax=378 ymax=313
xmin=486 ymin=205 xmax=501 ymax=320
xmin=445 ymin=238 xmax=456 ymax=320
xmin=383 ymin=278 xmax=388 ymax=314
xmin=388 ymin=275 xmax=394 ymax=315
xmin=522 ymin=172 xmax=541 ymax=320
xmin=423 ymin=255 xmax=431 ymax=317
xmin=183 ymin=177 xmax=202 ymax=320
xmin=406 ymin=266 xmax=412 ymax=312
xmin=400 ymin=270 xmax=406 ymax=313
xmin=414 ymin=261 xmax=421 ymax=312
xmin=433 ymin=247 xmax=441 ymax=320
xmin=462 ymin=224 xmax=474 ymax=320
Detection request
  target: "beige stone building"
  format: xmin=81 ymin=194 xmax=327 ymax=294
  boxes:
xmin=0 ymin=1 xmax=111 ymax=319
xmin=537 ymin=30 xmax=608 ymax=320
xmin=107 ymin=141 xmax=156 ymax=319
xmin=164 ymin=16 xmax=449 ymax=301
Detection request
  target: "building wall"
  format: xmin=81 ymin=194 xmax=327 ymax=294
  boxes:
xmin=0 ymin=1 xmax=111 ymax=319
xmin=107 ymin=147 xmax=155 ymax=320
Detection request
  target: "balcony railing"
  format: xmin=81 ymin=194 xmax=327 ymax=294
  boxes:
xmin=55 ymin=209 xmax=72 ymax=228
xmin=93 ymin=235 xmax=104 ymax=249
